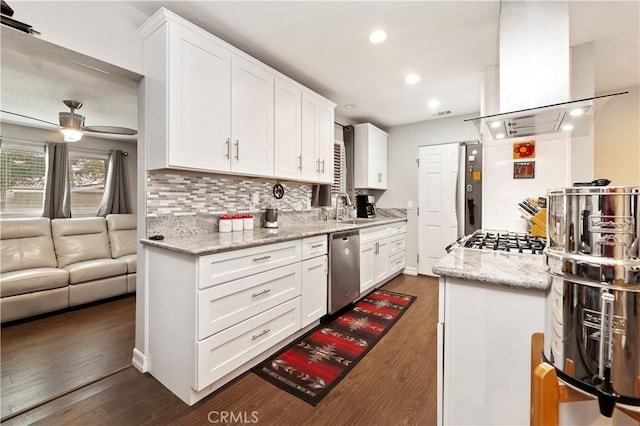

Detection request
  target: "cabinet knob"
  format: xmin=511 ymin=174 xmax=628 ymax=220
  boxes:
xmin=225 ymin=138 xmax=230 ymax=159
xmin=235 ymin=140 xmax=240 ymax=160
xmin=316 ymin=159 xmax=320 ymax=173
xmin=298 ymin=155 xmax=302 ymax=170
xmin=321 ymin=159 xmax=325 ymax=174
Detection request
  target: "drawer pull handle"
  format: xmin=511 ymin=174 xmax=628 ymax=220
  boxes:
xmin=251 ymin=328 xmax=271 ymax=340
xmin=251 ymin=288 xmax=271 ymax=297
xmin=253 ymin=255 xmax=272 ymax=261
xmin=311 ymin=244 xmax=324 ymax=248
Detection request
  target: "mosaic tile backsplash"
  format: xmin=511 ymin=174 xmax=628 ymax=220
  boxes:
xmin=147 ymin=170 xmax=313 ymax=217
xmin=145 ymin=170 xmax=406 ymax=238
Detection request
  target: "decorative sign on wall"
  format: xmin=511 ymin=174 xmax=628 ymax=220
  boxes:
xmin=514 ymin=161 xmax=535 ymax=179
xmin=513 ymin=140 xmax=536 ymax=159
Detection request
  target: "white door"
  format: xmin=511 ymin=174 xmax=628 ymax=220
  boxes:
xmin=418 ymin=143 xmax=459 ymax=276
xmin=169 ymin=25 xmax=231 ymax=172
xmin=273 ymin=77 xmax=302 ymax=180
xmin=359 ymin=241 xmax=375 ymax=293
xmin=316 ymin=101 xmax=334 ymax=184
xmin=230 ymin=55 xmax=274 ymax=177
xmin=373 ymin=239 xmax=389 ymax=283
xmin=300 ymin=93 xmax=319 ymax=181
xmin=301 ymin=255 xmax=327 ymax=328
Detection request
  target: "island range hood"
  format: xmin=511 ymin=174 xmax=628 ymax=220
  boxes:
xmin=466 ymin=91 xmax=628 ymax=139
xmin=466 ymin=1 xmax=627 ymax=140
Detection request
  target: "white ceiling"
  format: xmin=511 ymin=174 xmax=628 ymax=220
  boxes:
xmin=1 ymin=1 xmax=638 ymax=141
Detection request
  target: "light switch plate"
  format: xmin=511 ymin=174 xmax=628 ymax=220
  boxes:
xmin=407 ymin=200 xmax=414 ymax=209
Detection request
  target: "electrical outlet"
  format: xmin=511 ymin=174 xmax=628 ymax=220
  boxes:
xmin=407 ymin=200 xmax=414 ymax=210
xmin=251 ymin=192 xmax=260 ymax=204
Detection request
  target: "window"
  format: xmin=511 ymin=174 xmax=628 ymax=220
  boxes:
xmin=0 ymin=144 xmax=46 ymax=216
xmin=332 ymin=141 xmax=346 ymax=194
xmin=69 ymin=153 xmax=107 ymax=216
xmin=0 ymin=142 xmax=109 ymax=217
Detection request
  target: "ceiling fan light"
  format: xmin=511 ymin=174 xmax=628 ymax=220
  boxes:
xmin=61 ymin=127 xmax=83 ymax=142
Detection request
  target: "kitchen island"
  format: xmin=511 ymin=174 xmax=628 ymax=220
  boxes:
xmin=433 ymin=248 xmax=549 ymax=425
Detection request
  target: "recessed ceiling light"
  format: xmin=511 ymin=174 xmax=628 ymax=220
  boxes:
xmin=427 ymin=98 xmax=441 ymax=108
xmin=369 ymin=30 xmax=387 ymax=44
xmin=343 ymin=104 xmax=357 ymax=110
xmin=495 ymin=133 xmax=505 ymax=139
xmin=569 ymin=108 xmax=584 ymax=117
xmin=490 ymin=121 xmax=502 ymax=128
xmin=405 ymin=73 xmax=420 ymax=84
xmin=561 ymin=124 xmax=574 ymax=131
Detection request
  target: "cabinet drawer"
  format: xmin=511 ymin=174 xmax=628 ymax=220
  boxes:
xmin=198 ymin=240 xmax=301 ymax=289
xmin=388 ymin=251 xmax=406 ymax=275
xmin=195 ymin=297 xmax=301 ymax=391
xmin=387 ymin=234 xmax=406 ymax=256
xmin=388 ymin=222 xmax=407 ymax=236
xmin=359 ymin=225 xmax=388 ymax=244
xmin=301 ymin=235 xmax=327 ymax=260
xmin=198 ymin=262 xmax=301 ymax=339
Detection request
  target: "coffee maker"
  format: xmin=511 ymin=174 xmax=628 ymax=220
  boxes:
xmin=355 ymin=194 xmax=376 ymax=218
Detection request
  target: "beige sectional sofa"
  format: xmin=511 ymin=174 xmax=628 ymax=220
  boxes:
xmin=0 ymin=214 xmax=137 ymax=323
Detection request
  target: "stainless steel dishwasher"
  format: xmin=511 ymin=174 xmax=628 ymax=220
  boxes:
xmin=328 ymin=229 xmax=360 ymax=314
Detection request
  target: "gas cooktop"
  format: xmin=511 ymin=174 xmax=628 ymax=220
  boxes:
xmin=457 ymin=230 xmax=546 ymax=255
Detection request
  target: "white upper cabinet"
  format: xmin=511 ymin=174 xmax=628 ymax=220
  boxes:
xmin=141 ymin=9 xmax=335 ymax=183
xmin=301 ymin=91 xmax=335 ymax=184
xmin=143 ymin=16 xmax=232 ymax=172
xmin=274 ymin=77 xmax=302 ymax=180
xmin=354 ymin=123 xmax=388 ymax=190
xmin=230 ymin=56 xmax=274 ymax=176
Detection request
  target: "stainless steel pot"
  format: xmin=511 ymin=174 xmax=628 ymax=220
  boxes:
xmin=544 ymin=185 xmax=640 ymax=416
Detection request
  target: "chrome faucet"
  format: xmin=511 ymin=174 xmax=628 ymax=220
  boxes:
xmin=335 ymin=192 xmax=352 ymax=221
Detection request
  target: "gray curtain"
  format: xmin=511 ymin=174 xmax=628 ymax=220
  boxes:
xmin=97 ymin=150 xmax=131 ymax=216
xmin=42 ymin=142 xmax=71 ymax=218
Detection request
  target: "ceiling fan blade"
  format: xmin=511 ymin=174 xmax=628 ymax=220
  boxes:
xmin=82 ymin=125 xmax=138 ymax=136
xmin=1 ymin=109 xmax=58 ymax=127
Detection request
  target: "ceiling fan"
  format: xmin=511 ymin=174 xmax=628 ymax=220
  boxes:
xmin=1 ymin=100 xmax=138 ymax=142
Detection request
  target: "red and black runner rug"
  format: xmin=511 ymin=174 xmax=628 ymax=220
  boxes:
xmin=252 ymin=289 xmax=416 ymax=406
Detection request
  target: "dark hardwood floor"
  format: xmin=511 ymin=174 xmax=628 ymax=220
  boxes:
xmin=1 ymin=295 xmax=136 ymax=420
xmin=4 ymin=275 xmax=439 ymax=426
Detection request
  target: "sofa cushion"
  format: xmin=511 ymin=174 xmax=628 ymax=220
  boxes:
xmin=0 ymin=218 xmax=57 ymax=273
xmin=51 ymin=217 xmax=112 ymax=268
xmin=1 ymin=268 xmax=69 ymax=297
xmin=106 ymin=214 xmax=137 ymax=258
xmin=117 ymin=254 xmax=137 ymax=273
xmin=62 ymin=258 xmax=128 ymax=284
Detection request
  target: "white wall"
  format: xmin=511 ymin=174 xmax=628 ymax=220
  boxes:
xmin=8 ymin=1 xmax=148 ymax=74
xmin=378 ymin=114 xmax=480 ymax=272
xmin=0 ymin=122 xmax=138 ymax=213
xmin=594 ymin=86 xmax=640 ymax=186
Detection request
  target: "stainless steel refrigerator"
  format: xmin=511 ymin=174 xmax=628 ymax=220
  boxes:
xmin=456 ymin=141 xmax=482 ymax=237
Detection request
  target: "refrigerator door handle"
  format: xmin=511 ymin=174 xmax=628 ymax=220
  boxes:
xmin=456 ymin=144 xmax=466 ymax=238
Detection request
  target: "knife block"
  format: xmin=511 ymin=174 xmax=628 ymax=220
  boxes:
xmin=531 ymin=209 xmax=547 ymax=238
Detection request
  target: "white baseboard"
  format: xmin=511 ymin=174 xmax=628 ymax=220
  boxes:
xmin=132 ymin=348 xmax=149 ymax=373
xmin=403 ymin=267 xmax=418 ymax=276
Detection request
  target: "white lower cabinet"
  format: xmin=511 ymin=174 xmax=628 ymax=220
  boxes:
xmin=195 ymin=297 xmax=300 ymax=391
xmin=301 ymin=255 xmax=327 ymax=327
xmin=300 ymin=235 xmax=328 ymax=328
xmin=359 ymin=221 xmax=407 ymax=295
xmin=147 ymin=235 xmax=330 ymax=406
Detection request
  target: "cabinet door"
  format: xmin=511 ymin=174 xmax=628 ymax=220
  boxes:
xmin=301 ymin=255 xmax=328 ymax=328
xmin=369 ymin=125 xmax=388 ymax=189
xmin=274 ymin=77 xmax=302 ymax=180
xmin=359 ymin=241 xmax=376 ymax=293
xmin=373 ymin=239 xmax=389 ymax=282
xmin=231 ymin=55 xmax=274 ymax=177
xmin=300 ymin=92 xmax=319 ymax=181
xmin=316 ymin=100 xmax=335 ymax=184
xmin=168 ymin=24 xmax=231 ymax=171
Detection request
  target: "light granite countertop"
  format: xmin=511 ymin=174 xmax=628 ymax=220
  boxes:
xmin=141 ymin=217 xmax=407 ymax=256
xmin=432 ymin=247 xmax=551 ymax=291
